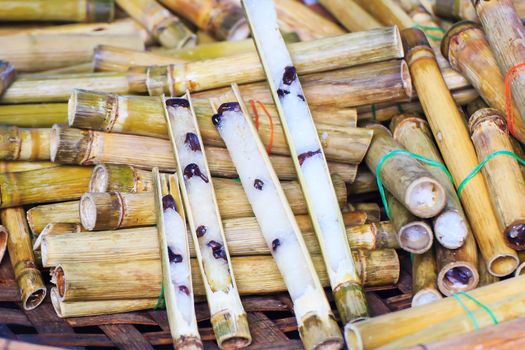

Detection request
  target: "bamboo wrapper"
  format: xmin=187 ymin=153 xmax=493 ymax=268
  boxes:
xmin=0 ymin=0 xmax=115 ymax=22
xmin=402 ymin=28 xmax=518 ymax=276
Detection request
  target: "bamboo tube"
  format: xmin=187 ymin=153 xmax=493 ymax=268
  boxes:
xmin=469 ymin=108 xmax=525 ymax=251
xmin=402 ymin=28 xmax=518 ymax=276
xmin=435 ymin=0 xmax=478 ymax=21
xmin=345 ymin=275 xmax=525 ymax=350
xmin=163 ymin=96 xmax=251 ymax=349
xmin=33 ymin=223 xmax=83 ymax=252
xmin=516 ymin=251 xmax=525 ymax=276
xmin=353 ymin=203 xmax=381 ymax=224
xmin=273 ymin=0 xmax=345 ymax=41
xmin=115 ymin=0 xmax=195 ymax=49
xmin=318 ymin=0 xmax=382 ymax=32
xmin=243 ymin=0 xmax=370 ymax=325
xmin=0 ymin=208 xmax=45 ymax=310
xmin=0 ymin=225 xmax=7 ymax=263
xmin=158 ymin=0 xmax=248 ymax=41
xmin=0 ymin=33 xmax=144 ymax=73
xmin=93 ymin=45 xmax=187 ymax=72
xmin=50 ymin=288 xmax=158 ymax=318
xmin=152 ymin=170 xmax=203 ymax=350
xmin=0 ymin=161 xmax=57 ymax=173
xmin=0 ymin=0 xmax=115 ymax=22
xmin=211 ymin=94 xmax=343 ymax=349
xmin=390 ymin=115 xmax=479 ymax=294
xmin=386 ymin=192 xmax=433 ymax=254
xmin=441 ymin=21 xmax=525 ymax=143
xmin=0 ymin=127 xmax=50 ymax=161
xmin=89 ymin=164 xmax=153 ymax=193
xmin=0 ymin=61 xmax=15 ymax=96
xmin=348 ymin=168 xmax=378 ymax=195
xmin=474 ymin=0 xmax=525 ymax=131
xmin=80 ymin=192 xmax=153 ymax=231
xmin=364 ymin=123 xmax=446 ymax=218
xmin=0 ymin=103 xmax=67 ymax=127
xmin=27 ymin=201 xmax=80 ymax=235
xmin=0 ymin=166 xmax=92 ymax=208
xmin=477 ymin=250 xmax=499 ymax=286
xmin=411 ymin=248 xmax=442 ymax=307
xmin=67 ymin=90 xmax=372 ymax=164
xmin=354 ymin=0 xmax=415 ymax=28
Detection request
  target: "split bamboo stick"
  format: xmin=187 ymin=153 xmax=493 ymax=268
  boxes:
xmin=348 ymin=168 xmax=378 ymax=195
xmin=0 ymin=208 xmax=46 ymax=310
xmin=364 ymin=123 xmax=446 ymax=218
xmin=354 ymin=0 xmax=415 ymax=29
xmin=441 ymin=21 xmax=525 ymax=143
xmin=243 ymin=0 xmax=369 ymax=324
xmin=0 ymin=161 xmax=57 ymax=173
xmin=0 ymin=225 xmax=7 ymax=264
xmin=158 ymin=0 xmax=248 ymax=41
xmin=27 ymin=201 xmax=80 ymax=235
xmin=0 ymin=0 xmax=115 ymax=23
xmin=345 ymin=275 xmax=525 ymax=350
xmin=0 ymin=103 xmax=67 ymax=127
xmin=273 ymin=0 xmax=345 ymax=41
xmin=402 ymin=28 xmax=518 ymax=276
xmin=317 ymin=0 xmax=382 ymax=32
xmin=0 ymin=166 xmax=92 ymax=208
xmin=386 ymin=192 xmax=433 ymax=254
xmin=411 ymin=248 xmax=442 ymax=307
xmin=0 ymin=33 xmax=144 ymax=72
xmin=0 ymin=127 xmax=50 ymax=161
xmin=474 ymin=0 xmax=525 ymax=131
xmin=0 ymin=61 xmax=15 ymax=96
xmin=114 ymin=0 xmax=196 ymax=49
xmin=163 ymin=95 xmax=251 ymax=348
xmin=89 ymin=164 xmax=153 ymax=193
xmin=211 ymin=93 xmax=343 ymax=349
xmin=435 ymin=0 xmax=478 ymax=21
xmin=470 ymin=108 xmax=525 ymax=251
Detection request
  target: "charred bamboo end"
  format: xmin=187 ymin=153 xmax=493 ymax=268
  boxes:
xmin=437 ymin=262 xmax=479 ymax=296
xmin=68 ymin=89 xmax=116 ymax=130
xmin=50 ymin=125 xmax=91 ymax=164
xmin=434 ymin=210 xmax=468 ymax=249
xmin=298 ymin=313 xmax=343 ymax=350
xmin=411 ymin=288 xmax=443 ymax=307
xmin=0 ymin=60 xmax=15 ymax=96
xmin=210 ymin=311 xmax=251 ymax=349
xmin=405 ymin=177 xmax=446 ymax=218
xmin=333 ymin=281 xmax=369 ymax=325
xmin=468 ymin=108 xmax=508 ymax=135
xmin=0 ymin=225 xmax=7 ymax=263
xmin=86 ymin=0 xmax=116 ymax=22
xmin=440 ymin=20 xmax=482 ymax=61
xmin=397 ymin=221 xmax=433 ymax=254
xmin=504 ymin=221 xmax=525 ymax=251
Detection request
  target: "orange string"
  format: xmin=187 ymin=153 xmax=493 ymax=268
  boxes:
xmin=504 ymin=63 xmax=525 ymax=138
xmin=249 ymin=99 xmax=274 ymax=154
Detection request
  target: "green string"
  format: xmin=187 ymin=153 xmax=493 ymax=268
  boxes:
xmin=452 ymin=291 xmax=498 ymax=330
xmin=457 ymin=150 xmax=525 ymax=199
xmin=413 ymin=24 xmax=445 ymax=41
xmin=375 ymin=150 xmax=453 ymax=219
xmin=154 ymin=281 xmax=165 ymax=310
xmin=371 ymin=104 xmax=377 ymax=120
xmin=396 ymin=103 xmax=404 ymax=113
xmin=233 ymin=177 xmax=241 ymax=182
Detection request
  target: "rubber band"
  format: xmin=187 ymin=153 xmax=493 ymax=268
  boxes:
xmin=457 ymin=150 xmax=525 ymax=199
xmin=504 ymin=63 xmax=525 ymax=138
xmin=249 ymin=99 xmax=275 ymax=154
xmin=375 ymin=149 xmax=453 ymax=219
xmin=371 ymin=104 xmax=377 ymax=120
xmin=413 ymin=24 xmax=445 ymax=41
xmin=154 ymin=281 xmax=165 ymax=310
xmin=452 ymin=291 xmax=498 ymax=330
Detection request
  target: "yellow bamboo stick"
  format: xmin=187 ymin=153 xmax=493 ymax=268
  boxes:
xmin=0 ymin=0 xmax=115 ymax=22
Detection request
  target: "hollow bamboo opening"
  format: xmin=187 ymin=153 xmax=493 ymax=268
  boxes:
xmin=434 ymin=211 xmax=468 ymax=249
xmin=25 ymin=287 xmax=46 ymax=311
xmin=405 ymin=177 xmax=446 ymax=218
xmin=49 ymin=125 xmax=60 ymax=162
xmin=489 ymin=255 xmax=520 ymax=277
xmin=438 ymin=262 xmax=479 ymax=296
xmin=80 ymin=194 xmax=97 ymax=231
xmin=412 ymin=289 xmax=442 ymax=307
xmin=90 ymin=165 xmax=108 ymax=192
xmin=400 ymin=60 xmax=413 ymax=98
xmin=398 ymin=222 xmax=433 ymax=254
xmin=55 ymin=266 xmax=66 ymax=299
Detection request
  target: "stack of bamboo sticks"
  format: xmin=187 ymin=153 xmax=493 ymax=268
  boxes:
xmin=2 ymin=0 xmax=525 ymax=349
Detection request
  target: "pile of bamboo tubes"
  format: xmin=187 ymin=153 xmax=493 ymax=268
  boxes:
xmin=2 ymin=0 xmax=525 ymax=349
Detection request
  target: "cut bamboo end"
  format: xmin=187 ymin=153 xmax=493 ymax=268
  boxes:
xmin=440 ymin=20 xmax=480 ymax=61
xmin=437 ymin=261 xmax=479 ymax=296
xmin=334 ymin=281 xmax=369 ymax=324
xmin=397 ymin=221 xmax=433 ymax=254
xmin=157 ymin=19 xmax=197 ymax=49
xmin=404 ymin=177 xmax=447 ymax=218
xmin=411 ymin=289 xmax=443 ymax=307
xmin=299 ymin=314 xmax=343 ymax=350
xmin=80 ymin=192 xmax=116 ymax=231
xmin=68 ymin=89 xmax=115 ymax=130
xmin=89 ymin=164 xmax=153 ymax=193
xmin=87 ymin=0 xmax=116 ymax=22
xmin=0 ymin=60 xmax=15 ymax=95
xmin=434 ymin=210 xmax=468 ymax=249
xmin=0 ymin=225 xmax=7 ymax=263
xmin=33 ymin=223 xmax=82 ymax=252
xmin=20 ymin=270 xmax=47 ymax=310
xmin=211 ymin=311 xmax=251 ymax=350
xmin=50 ymin=125 xmax=89 ymax=164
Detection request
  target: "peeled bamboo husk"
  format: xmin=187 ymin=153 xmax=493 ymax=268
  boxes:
xmin=50 ymin=288 xmax=158 ymax=318
xmin=441 ymin=21 xmax=525 ymax=143
xmin=435 ymin=0 xmax=478 ymax=20
xmin=411 ymin=248 xmax=442 ymax=307
xmin=348 ymin=168 xmax=378 ymax=195
xmin=0 ymin=208 xmax=46 ymax=310
xmin=114 ymin=0 xmax=196 ymax=49
xmin=80 ymin=192 xmax=153 ymax=231
xmin=386 ymin=192 xmax=433 ymax=254
xmin=402 ymin=28 xmax=518 ymax=276
xmin=364 ymin=123 xmax=446 ymax=218
xmin=273 ymin=0 xmax=345 ymax=41
xmin=0 ymin=161 xmax=57 ymax=173
xmin=390 ymin=114 xmax=479 ymax=295
xmin=474 ymin=0 xmax=525 ymax=132
xmin=0 ymin=166 xmax=92 ymax=208
xmin=0 ymin=225 xmax=7 ymax=263
xmin=0 ymin=127 xmax=50 ymax=161
xmin=0 ymin=0 xmax=115 ymax=23
xmin=0 ymin=103 xmax=67 ymax=127
xmin=89 ymin=164 xmax=153 ymax=193
xmin=0 ymin=61 xmax=15 ymax=96
xmin=0 ymin=33 xmax=144 ymax=73
xmin=27 ymin=201 xmax=80 ymax=235
xmin=345 ymin=275 xmax=525 ymax=350
xmin=158 ymin=0 xmax=248 ymax=41
xmin=469 ymin=108 xmax=525 ymax=251
xmin=318 ymin=0 xmax=382 ymax=32
xmin=354 ymin=0 xmax=415 ymax=28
